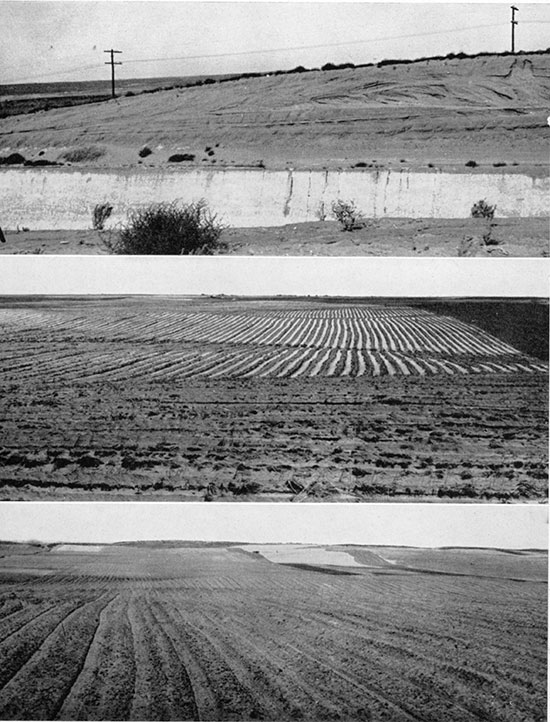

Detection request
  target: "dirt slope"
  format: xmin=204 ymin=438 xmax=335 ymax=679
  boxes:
xmin=1 ymin=53 xmax=548 ymax=170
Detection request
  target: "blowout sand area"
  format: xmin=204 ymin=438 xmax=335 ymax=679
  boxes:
xmin=1 ymin=52 xmax=548 ymax=256
xmin=1 ymin=53 xmax=549 ymax=172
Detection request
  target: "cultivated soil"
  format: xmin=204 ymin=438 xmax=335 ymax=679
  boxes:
xmin=0 ymin=296 xmax=547 ymax=502
xmin=0 ymin=541 xmax=546 ymax=721
xmin=3 ymin=217 xmax=548 ymax=257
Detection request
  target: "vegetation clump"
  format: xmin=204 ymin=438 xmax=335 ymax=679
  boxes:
xmin=471 ymin=199 xmax=496 ymax=219
xmin=0 ymin=152 xmax=26 ymax=165
xmin=102 ymin=200 xmax=225 ymax=255
xmin=331 ymin=199 xmax=366 ymax=231
xmin=138 ymin=146 xmax=152 ymax=158
xmin=168 ymin=153 xmax=195 ymax=162
xmin=61 ymin=146 xmax=105 ymax=163
xmin=92 ymin=203 xmax=113 ymax=230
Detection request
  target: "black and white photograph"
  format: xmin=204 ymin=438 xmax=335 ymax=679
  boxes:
xmin=0 ymin=503 xmax=546 ymax=721
xmin=0 ymin=293 xmax=547 ymax=502
xmin=0 ymin=2 xmax=548 ymax=256
xmin=0 ymin=0 xmax=548 ymax=720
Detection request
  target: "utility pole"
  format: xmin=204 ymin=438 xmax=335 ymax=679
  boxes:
xmin=104 ymin=49 xmax=122 ymax=98
xmin=510 ymin=6 xmax=518 ymax=54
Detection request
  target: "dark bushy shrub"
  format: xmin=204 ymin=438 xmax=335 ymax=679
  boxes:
xmin=23 ymin=159 xmax=60 ymax=167
xmin=168 ymin=153 xmax=195 ymax=162
xmin=103 ymin=200 xmax=225 ymax=255
xmin=0 ymin=152 xmax=26 ymax=165
xmin=465 ymin=160 xmax=478 ymax=168
xmin=138 ymin=146 xmax=152 ymax=158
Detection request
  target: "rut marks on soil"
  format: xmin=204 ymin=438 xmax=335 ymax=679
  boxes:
xmin=128 ymin=593 xmax=198 ymax=721
xmin=0 ymin=593 xmax=113 ymax=721
xmin=56 ymin=593 xmax=136 ymax=721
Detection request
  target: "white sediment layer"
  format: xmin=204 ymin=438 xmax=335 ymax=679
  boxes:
xmin=0 ymin=167 xmax=548 ymax=230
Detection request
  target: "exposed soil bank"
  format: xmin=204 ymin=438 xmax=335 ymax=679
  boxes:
xmin=1 ymin=167 xmax=548 ymax=231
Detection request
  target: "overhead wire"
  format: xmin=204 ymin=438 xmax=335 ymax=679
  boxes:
xmin=4 ymin=19 xmax=548 ymax=85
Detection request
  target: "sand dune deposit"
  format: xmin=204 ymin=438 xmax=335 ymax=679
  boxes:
xmin=0 ymin=295 xmax=547 ymax=501
xmin=0 ymin=540 xmax=546 ymax=721
xmin=1 ymin=52 xmax=548 ymax=256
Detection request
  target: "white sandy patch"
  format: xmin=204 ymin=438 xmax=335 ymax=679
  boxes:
xmin=53 ymin=544 xmax=106 ymax=553
xmin=237 ymin=544 xmax=364 ymax=567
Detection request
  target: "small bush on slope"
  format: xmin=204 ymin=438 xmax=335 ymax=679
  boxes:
xmin=61 ymin=146 xmax=105 ymax=163
xmin=331 ymin=199 xmax=366 ymax=231
xmin=471 ymin=199 xmax=496 ymax=219
xmin=92 ymin=203 xmax=113 ymax=230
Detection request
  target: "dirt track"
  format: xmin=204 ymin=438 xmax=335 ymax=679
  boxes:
xmin=0 ymin=543 xmax=546 ymax=721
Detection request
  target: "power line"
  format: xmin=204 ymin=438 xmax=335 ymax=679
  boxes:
xmin=104 ymin=49 xmax=122 ymax=98
xmin=122 ymin=22 xmax=511 ymax=66
xmin=5 ymin=19 xmax=550 ymax=85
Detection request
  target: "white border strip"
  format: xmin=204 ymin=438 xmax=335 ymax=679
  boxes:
xmin=0 ymin=502 xmax=547 ymax=549
xmin=0 ymin=257 xmax=548 ymax=297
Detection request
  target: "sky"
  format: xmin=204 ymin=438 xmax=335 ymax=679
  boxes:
xmin=2 ymin=2 xmax=550 ymax=85
xmin=0 ymin=503 xmax=547 ymax=548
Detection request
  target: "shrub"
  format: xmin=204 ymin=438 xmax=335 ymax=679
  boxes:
xmin=102 ymin=200 xmax=225 ymax=255
xmin=92 ymin=202 xmax=113 ymax=230
xmin=23 ymin=159 xmax=60 ymax=167
xmin=61 ymin=146 xmax=105 ymax=163
xmin=465 ymin=160 xmax=478 ymax=168
xmin=331 ymin=199 xmax=366 ymax=231
xmin=0 ymin=152 xmax=26 ymax=165
xmin=138 ymin=146 xmax=152 ymax=158
xmin=168 ymin=153 xmax=195 ymax=162
xmin=471 ymin=199 xmax=496 ymax=219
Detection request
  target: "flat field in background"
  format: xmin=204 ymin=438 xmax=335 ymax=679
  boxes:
xmin=0 ymin=296 xmax=546 ymax=501
xmin=0 ymin=541 xmax=546 ymax=721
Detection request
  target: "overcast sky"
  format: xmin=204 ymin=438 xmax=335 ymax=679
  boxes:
xmin=0 ymin=503 xmax=547 ymax=548
xmin=2 ymin=2 xmax=550 ymax=85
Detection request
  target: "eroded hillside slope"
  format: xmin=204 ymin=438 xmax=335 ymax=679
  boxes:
xmin=1 ymin=53 xmax=548 ymax=170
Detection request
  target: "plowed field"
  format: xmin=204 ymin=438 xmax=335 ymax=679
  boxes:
xmin=0 ymin=296 xmax=547 ymax=501
xmin=0 ymin=542 xmax=546 ymax=721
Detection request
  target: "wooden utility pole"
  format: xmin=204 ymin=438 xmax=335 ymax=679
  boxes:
xmin=104 ymin=49 xmax=122 ymax=98
xmin=510 ymin=6 xmax=518 ymax=53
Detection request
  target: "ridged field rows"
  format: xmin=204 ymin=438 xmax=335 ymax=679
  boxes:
xmin=1 ymin=305 xmax=546 ymax=382
xmin=0 ymin=544 xmax=546 ymax=722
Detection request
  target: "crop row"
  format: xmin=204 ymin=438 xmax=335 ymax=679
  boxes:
xmin=1 ymin=306 xmax=521 ymax=356
xmin=2 ymin=346 xmax=546 ymax=383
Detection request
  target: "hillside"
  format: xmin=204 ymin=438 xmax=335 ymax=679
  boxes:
xmin=1 ymin=53 xmax=549 ymax=171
